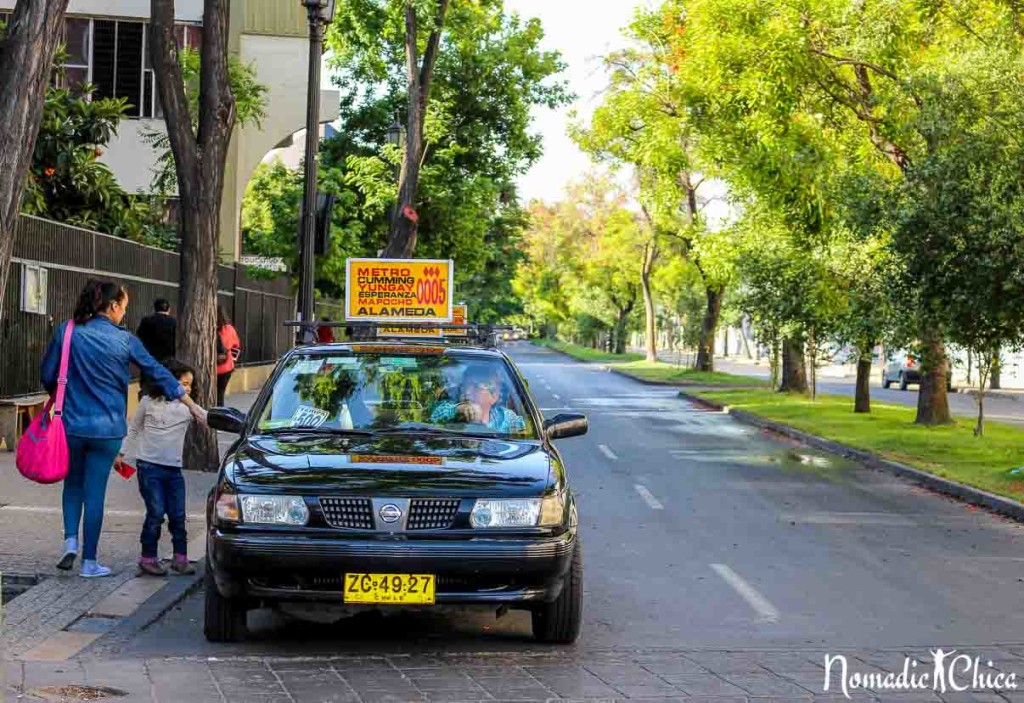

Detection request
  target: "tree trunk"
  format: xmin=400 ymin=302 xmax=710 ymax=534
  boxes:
xmin=990 ymin=345 xmax=1002 ymax=390
xmin=975 ymin=385 xmax=986 ymax=437
xmin=640 ymin=240 xmax=657 ymax=362
xmin=914 ymin=324 xmax=953 ymax=425
xmin=384 ymin=0 xmax=449 ymax=259
xmin=779 ymin=337 xmax=809 ymax=394
xmin=152 ymin=0 xmax=236 ymax=470
xmin=966 ymin=348 xmax=973 ymax=386
xmin=613 ymin=306 xmax=632 ymax=355
xmin=694 ymin=286 xmax=723 ymax=372
xmin=854 ymin=354 xmax=873 ymax=414
xmin=0 ymin=0 xmax=70 ymax=318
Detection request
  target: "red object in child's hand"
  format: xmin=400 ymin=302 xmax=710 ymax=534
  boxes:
xmin=115 ymin=461 xmax=136 ymax=480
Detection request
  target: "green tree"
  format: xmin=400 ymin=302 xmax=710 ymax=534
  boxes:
xmin=0 ymin=1 xmax=69 ymax=318
xmin=328 ymin=0 xmax=568 ymax=260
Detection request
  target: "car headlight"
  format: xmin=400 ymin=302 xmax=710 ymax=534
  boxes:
xmin=470 ymin=495 xmax=564 ymax=528
xmin=239 ymin=495 xmax=309 ymax=526
xmin=215 ymin=490 xmax=240 ymax=523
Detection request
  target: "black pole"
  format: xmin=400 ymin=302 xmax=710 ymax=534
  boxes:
xmin=299 ymin=3 xmax=324 ymax=345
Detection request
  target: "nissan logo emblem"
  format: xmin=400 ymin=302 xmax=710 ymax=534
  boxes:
xmin=379 ymin=504 xmax=402 ymax=523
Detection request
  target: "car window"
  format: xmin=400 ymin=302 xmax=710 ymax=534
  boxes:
xmin=256 ymin=351 xmax=538 ymax=439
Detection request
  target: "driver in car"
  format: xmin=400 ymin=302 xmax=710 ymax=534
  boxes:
xmin=430 ymin=365 xmax=526 ymax=434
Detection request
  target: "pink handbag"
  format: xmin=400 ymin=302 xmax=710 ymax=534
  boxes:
xmin=16 ymin=321 xmax=74 ymax=484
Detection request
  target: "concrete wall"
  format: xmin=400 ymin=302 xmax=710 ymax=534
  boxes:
xmin=100 ymin=120 xmax=164 ymax=194
xmin=0 ymin=0 xmax=202 ymax=20
xmin=218 ymin=33 xmax=340 ymax=260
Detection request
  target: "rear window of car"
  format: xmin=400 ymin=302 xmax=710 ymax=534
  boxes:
xmin=255 ymin=350 xmax=538 ymax=439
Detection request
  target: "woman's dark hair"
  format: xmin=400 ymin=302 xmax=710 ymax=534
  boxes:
xmin=149 ymin=359 xmax=195 ymax=400
xmin=217 ymin=305 xmax=231 ymax=329
xmin=74 ymin=280 xmax=127 ymax=323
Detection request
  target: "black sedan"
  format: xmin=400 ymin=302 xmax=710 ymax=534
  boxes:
xmin=205 ymin=341 xmax=588 ymax=643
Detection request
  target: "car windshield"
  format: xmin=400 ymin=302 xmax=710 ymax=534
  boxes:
xmin=255 ymin=350 xmax=538 ymax=439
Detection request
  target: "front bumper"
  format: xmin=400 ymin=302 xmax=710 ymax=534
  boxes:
xmin=208 ymin=528 xmax=576 ymax=605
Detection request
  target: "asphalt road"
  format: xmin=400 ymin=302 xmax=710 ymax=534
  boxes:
xmin=100 ymin=341 xmax=1024 ymax=664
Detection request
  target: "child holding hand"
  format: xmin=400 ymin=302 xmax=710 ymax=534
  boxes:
xmin=119 ymin=360 xmax=207 ymax=576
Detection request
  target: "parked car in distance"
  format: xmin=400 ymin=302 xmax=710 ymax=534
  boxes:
xmin=882 ymin=351 xmax=953 ymax=391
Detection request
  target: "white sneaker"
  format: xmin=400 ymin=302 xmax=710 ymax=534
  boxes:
xmin=57 ymin=537 xmax=78 ymax=571
xmin=80 ymin=560 xmax=112 ymax=578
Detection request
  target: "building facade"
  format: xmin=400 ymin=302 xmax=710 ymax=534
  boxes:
xmin=0 ymin=0 xmax=339 ymax=260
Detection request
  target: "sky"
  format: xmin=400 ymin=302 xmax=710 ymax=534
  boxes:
xmin=503 ymin=0 xmax=649 ymax=203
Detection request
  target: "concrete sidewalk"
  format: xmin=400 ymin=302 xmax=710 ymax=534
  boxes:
xmin=0 ymin=391 xmax=259 ymax=662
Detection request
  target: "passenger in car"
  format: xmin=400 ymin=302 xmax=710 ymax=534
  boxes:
xmin=430 ymin=366 xmax=526 ymax=433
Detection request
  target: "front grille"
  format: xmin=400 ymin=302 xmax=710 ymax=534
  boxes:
xmin=407 ymin=499 xmax=460 ymax=530
xmin=319 ymin=497 xmax=374 ymax=530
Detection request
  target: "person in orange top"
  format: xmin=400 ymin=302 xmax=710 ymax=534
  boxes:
xmin=216 ymin=306 xmax=241 ymax=406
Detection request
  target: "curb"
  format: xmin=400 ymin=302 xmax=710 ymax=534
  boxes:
xmin=81 ymin=562 xmax=205 ymax=657
xmin=606 ymin=367 xmax=766 ymax=390
xmin=677 ymin=390 xmax=1024 ymax=523
xmin=958 ymin=388 xmax=1024 ymax=403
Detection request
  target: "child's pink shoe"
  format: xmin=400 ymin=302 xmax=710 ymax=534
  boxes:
xmin=170 ymin=554 xmax=195 ymax=575
xmin=138 ymin=557 xmax=167 ymax=576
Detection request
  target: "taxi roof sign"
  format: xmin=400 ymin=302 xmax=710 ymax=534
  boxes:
xmin=345 ymin=258 xmax=454 ymax=323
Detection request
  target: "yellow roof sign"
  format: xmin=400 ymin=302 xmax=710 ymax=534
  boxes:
xmin=346 ymin=258 xmax=454 ymax=323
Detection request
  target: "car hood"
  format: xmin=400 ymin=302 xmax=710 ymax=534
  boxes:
xmin=227 ymin=434 xmax=553 ymax=497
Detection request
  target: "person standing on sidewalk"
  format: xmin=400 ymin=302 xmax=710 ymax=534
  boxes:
xmin=40 ymin=281 xmax=206 ymax=578
xmin=119 ymin=360 xmax=206 ymax=576
xmin=136 ymin=298 xmax=176 ymax=361
xmin=216 ymin=306 xmax=241 ymax=407
xmin=135 ymin=299 xmax=177 ymax=399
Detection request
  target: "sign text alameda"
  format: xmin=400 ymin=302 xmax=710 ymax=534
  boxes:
xmin=345 ymin=259 xmax=454 ymax=323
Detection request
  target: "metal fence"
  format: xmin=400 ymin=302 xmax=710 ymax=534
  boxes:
xmin=1 ymin=215 xmax=295 ymax=399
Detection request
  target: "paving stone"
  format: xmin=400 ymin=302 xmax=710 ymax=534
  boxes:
xmin=729 ymin=674 xmax=815 ymax=697
xmin=638 ymin=659 xmax=710 ymax=676
xmin=937 ymin=692 xmax=1014 ymax=703
xmin=586 ymin=664 xmax=668 ymax=686
xmin=286 ymin=684 xmax=362 ymax=703
xmin=665 ymin=674 xmax=749 ymax=697
xmin=611 ymin=682 xmax=685 ymax=698
xmin=356 ymin=692 xmax=429 ymax=703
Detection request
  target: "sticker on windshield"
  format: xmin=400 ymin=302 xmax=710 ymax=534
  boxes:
xmin=292 ymin=359 xmax=325 ymax=375
xmin=291 ymin=406 xmax=331 ymax=427
xmin=381 ymin=357 xmax=419 ymax=368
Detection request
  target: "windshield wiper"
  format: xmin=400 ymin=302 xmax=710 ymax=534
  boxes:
xmin=259 ymin=427 xmax=376 ymax=437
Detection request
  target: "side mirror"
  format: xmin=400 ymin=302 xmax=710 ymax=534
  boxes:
xmin=543 ymin=413 xmax=588 ymax=441
xmin=208 ymin=407 xmax=247 ymax=435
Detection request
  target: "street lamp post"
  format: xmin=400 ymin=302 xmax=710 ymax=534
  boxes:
xmin=297 ymin=0 xmax=336 ymax=344
xmin=386 ymin=119 xmax=404 ymax=232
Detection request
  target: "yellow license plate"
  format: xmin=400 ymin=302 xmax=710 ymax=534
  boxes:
xmin=343 ymin=573 xmax=435 ymax=605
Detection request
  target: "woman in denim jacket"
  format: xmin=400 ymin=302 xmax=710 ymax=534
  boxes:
xmin=41 ymin=281 xmax=206 ymax=578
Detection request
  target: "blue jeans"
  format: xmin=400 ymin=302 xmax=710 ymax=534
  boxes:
xmin=136 ymin=460 xmax=187 ymax=559
xmin=63 ymin=436 xmax=122 ymax=561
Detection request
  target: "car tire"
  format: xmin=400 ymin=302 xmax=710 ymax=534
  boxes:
xmin=882 ymin=373 xmax=891 ymax=390
xmin=899 ymin=373 xmax=908 ymax=391
xmin=204 ymin=563 xmax=247 ymax=643
xmin=532 ymin=540 xmax=583 ymax=644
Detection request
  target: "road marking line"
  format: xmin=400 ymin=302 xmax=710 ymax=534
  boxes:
xmin=711 ymin=563 xmax=780 ymax=623
xmin=598 ymin=444 xmax=618 ymax=461
xmin=634 ymin=484 xmax=663 ymax=510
